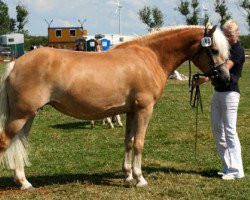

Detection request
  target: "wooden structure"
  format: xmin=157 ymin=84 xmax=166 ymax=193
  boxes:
xmin=48 ymin=27 xmax=88 ymax=49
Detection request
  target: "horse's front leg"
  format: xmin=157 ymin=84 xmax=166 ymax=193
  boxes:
xmin=105 ymin=117 xmax=114 ymax=129
xmin=123 ymin=113 xmax=135 ymax=184
xmin=116 ymin=115 xmax=123 ymax=127
xmin=133 ymin=105 xmax=153 ymax=188
xmin=90 ymin=120 xmax=95 ymax=128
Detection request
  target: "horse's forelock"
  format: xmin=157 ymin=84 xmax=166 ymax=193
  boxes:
xmin=213 ymin=28 xmax=230 ymax=60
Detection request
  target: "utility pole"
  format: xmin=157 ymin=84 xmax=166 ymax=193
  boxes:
xmin=45 ymin=19 xmax=53 ymax=45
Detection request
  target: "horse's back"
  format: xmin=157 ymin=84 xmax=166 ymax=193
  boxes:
xmin=7 ymin=46 xmax=166 ymax=120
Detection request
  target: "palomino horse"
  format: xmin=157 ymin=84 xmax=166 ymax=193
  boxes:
xmin=90 ymin=115 xmax=123 ymax=129
xmin=0 ymin=25 xmax=229 ymax=190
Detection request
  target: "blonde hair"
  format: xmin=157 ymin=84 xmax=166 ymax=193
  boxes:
xmin=223 ymin=19 xmax=239 ymax=33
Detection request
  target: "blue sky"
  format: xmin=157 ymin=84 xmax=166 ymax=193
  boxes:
xmin=3 ymin=0 xmax=249 ymax=36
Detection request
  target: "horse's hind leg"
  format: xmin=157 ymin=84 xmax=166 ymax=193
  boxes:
xmin=123 ymin=113 xmax=135 ymax=184
xmin=0 ymin=113 xmax=35 ymax=190
xmin=132 ymin=105 xmax=153 ymax=188
xmin=13 ymin=117 xmax=35 ymax=190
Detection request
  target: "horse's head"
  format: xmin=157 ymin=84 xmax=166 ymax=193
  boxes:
xmin=191 ymin=25 xmax=230 ymax=87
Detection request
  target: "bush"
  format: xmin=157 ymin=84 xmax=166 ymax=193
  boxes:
xmin=239 ymin=35 xmax=250 ymax=49
xmin=24 ymin=35 xmax=48 ymax=51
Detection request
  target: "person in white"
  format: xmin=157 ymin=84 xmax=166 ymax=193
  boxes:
xmin=194 ymin=20 xmax=245 ymax=180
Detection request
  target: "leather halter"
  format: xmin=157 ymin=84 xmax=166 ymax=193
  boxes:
xmin=189 ymin=27 xmax=227 ymax=78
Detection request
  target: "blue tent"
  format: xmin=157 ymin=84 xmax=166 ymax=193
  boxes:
xmin=100 ymin=38 xmax=111 ymax=51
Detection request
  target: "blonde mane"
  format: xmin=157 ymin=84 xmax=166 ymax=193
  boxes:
xmin=115 ymin=25 xmax=203 ymax=47
xmin=213 ymin=28 xmax=230 ymax=60
xmin=115 ymin=25 xmax=230 ymax=61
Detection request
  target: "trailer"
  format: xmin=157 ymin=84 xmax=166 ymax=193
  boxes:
xmin=0 ymin=33 xmax=24 ymax=58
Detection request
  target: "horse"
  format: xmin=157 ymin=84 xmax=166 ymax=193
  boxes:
xmin=0 ymin=25 xmax=229 ymax=190
xmin=90 ymin=114 xmax=123 ymax=129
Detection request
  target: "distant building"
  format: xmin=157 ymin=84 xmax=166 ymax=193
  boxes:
xmin=100 ymin=34 xmax=135 ymax=46
xmin=47 ymin=25 xmax=136 ymax=51
xmin=47 ymin=26 xmax=88 ymax=49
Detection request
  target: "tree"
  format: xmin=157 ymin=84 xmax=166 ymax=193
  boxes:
xmin=0 ymin=1 xmax=28 ymax=35
xmin=9 ymin=18 xmax=16 ymax=33
xmin=203 ymin=13 xmax=210 ymax=26
xmin=177 ymin=0 xmax=200 ymax=25
xmin=138 ymin=6 xmax=164 ymax=32
xmin=16 ymin=3 xmax=29 ymax=35
xmin=240 ymin=0 xmax=250 ymax=32
xmin=0 ymin=0 xmax=13 ymax=35
xmin=214 ymin=0 xmax=231 ymax=29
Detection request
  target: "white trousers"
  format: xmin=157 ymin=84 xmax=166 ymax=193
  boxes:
xmin=211 ymin=91 xmax=244 ymax=177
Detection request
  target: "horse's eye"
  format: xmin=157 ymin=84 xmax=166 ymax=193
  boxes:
xmin=212 ymin=49 xmax=219 ymax=55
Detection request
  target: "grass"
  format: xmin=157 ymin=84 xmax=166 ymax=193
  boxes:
xmin=0 ymin=59 xmax=249 ymax=199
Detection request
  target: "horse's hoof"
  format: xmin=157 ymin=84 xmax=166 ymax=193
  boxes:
xmin=21 ymin=184 xmax=34 ymax=191
xmin=136 ymin=182 xmax=149 ymax=189
xmin=109 ymin=124 xmax=114 ymax=129
xmin=124 ymin=178 xmax=136 ymax=188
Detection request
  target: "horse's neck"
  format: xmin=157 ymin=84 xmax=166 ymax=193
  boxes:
xmin=145 ymin=28 xmax=203 ymax=76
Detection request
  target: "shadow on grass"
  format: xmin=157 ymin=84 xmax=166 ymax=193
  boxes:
xmin=49 ymin=121 xmax=91 ymax=130
xmin=50 ymin=121 xmax=112 ymax=130
xmin=0 ymin=167 xmax=220 ymax=190
xmin=143 ymin=165 xmax=220 ymax=178
xmin=0 ymin=171 xmax=124 ymax=190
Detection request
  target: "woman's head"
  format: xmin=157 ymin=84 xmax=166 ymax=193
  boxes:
xmin=223 ymin=19 xmax=239 ymax=45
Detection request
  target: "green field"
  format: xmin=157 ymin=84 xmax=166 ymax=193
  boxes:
xmin=0 ymin=59 xmax=249 ymax=200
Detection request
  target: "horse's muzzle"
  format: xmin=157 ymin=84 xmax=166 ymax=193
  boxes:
xmin=210 ymin=65 xmax=230 ymax=87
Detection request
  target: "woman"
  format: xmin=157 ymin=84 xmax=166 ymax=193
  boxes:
xmin=195 ymin=19 xmax=245 ymax=180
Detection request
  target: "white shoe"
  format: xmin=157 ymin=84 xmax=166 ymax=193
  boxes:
xmin=222 ymin=174 xmax=235 ymax=180
xmin=217 ymin=171 xmax=226 ymax=176
xmin=222 ymin=174 xmax=244 ymax=180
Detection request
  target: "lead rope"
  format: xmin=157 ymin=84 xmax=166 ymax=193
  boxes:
xmin=189 ymin=62 xmax=204 ymax=160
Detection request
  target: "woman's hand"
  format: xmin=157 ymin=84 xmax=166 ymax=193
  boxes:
xmin=192 ymin=77 xmax=210 ymax=87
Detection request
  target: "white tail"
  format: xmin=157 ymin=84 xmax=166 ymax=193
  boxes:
xmin=0 ymin=61 xmax=15 ymax=133
xmin=0 ymin=61 xmax=30 ymax=169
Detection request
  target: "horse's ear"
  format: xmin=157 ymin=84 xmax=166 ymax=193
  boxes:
xmin=205 ymin=22 xmax=212 ymax=29
xmin=208 ymin=25 xmax=217 ymax=36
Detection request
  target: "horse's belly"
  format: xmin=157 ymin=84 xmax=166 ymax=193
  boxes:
xmin=50 ymin=98 xmax=129 ymax=120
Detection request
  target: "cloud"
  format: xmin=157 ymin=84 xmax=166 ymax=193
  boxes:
xmin=22 ymin=0 xmax=54 ymax=12
xmin=3 ymin=0 xmax=249 ymax=36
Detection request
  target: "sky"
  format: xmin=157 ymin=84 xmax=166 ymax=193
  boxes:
xmin=3 ymin=0 xmax=249 ymax=36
